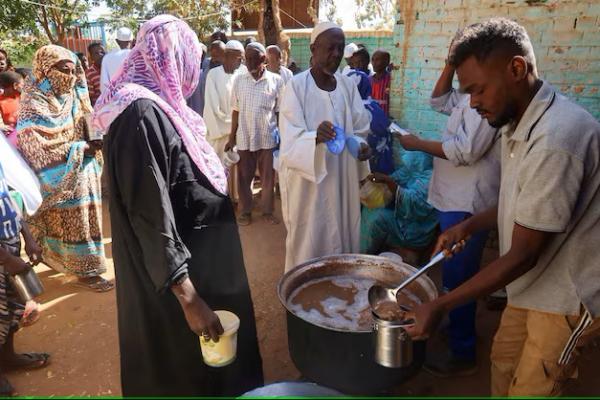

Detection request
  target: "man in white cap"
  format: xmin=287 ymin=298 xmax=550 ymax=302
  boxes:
xmin=100 ymin=27 xmax=134 ymax=93
xmin=203 ymin=40 xmax=246 ymax=158
xmin=225 ymin=42 xmax=284 ymax=226
xmin=278 ymin=21 xmax=372 ymax=272
xmin=203 ymin=40 xmax=247 ymax=202
xmin=341 ymin=42 xmax=359 ymax=75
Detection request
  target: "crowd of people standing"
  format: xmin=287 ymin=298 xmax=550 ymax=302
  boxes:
xmin=0 ymin=12 xmax=599 ymax=398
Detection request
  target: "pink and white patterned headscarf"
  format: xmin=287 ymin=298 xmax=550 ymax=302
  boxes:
xmin=93 ymin=15 xmax=227 ymax=194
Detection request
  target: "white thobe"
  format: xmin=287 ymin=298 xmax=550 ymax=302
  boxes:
xmin=203 ymin=66 xmax=246 ymax=158
xmin=279 ymin=70 xmax=371 ymax=272
xmin=100 ymin=49 xmax=131 ymax=93
xmin=276 ymin=66 xmax=293 ymax=85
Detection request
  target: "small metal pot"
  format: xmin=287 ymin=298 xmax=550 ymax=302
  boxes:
xmin=373 ymin=312 xmax=413 ymax=368
xmin=10 ymin=267 xmax=44 ymax=302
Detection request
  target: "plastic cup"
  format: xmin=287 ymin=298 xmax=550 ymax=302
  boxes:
xmin=223 ymin=149 xmax=240 ymax=168
xmin=199 ymin=310 xmax=240 ymax=367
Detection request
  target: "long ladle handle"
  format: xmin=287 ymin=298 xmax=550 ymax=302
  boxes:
xmin=393 ymin=244 xmax=459 ymax=295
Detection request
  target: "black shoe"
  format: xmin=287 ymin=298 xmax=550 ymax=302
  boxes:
xmin=423 ymin=352 xmax=478 ymax=378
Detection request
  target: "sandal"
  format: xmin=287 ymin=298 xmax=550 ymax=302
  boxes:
xmin=74 ymin=277 xmax=114 ymax=293
xmin=237 ymin=213 xmax=252 ymax=226
xmin=262 ymin=213 xmax=280 ymax=225
xmin=0 ymin=375 xmax=13 ymax=396
xmin=1 ymin=352 xmax=50 ymax=372
xmin=20 ymin=301 xmax=40 ymax=327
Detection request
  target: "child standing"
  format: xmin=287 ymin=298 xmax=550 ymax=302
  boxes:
xmin=0 ymin=72 xmax=24 ymax=147
xmin=0 ymin=159 xmax=50 ymax=396
xmin=370 ymin=49 xmax=392 ymax=117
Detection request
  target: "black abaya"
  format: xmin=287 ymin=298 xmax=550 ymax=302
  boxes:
xmin=103 ymin=99 xmax=263 ymax=396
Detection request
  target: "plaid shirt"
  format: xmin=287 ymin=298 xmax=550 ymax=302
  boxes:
xmin=231 ymin=70 xmax=284 ymax=152
xmin=85 ymin=64 xmax=101 ymax=105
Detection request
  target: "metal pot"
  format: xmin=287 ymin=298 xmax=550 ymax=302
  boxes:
xmin=10 ymin=267 xmax=44 ymax=302
xmin=277 ymin=254 xmax=438 ymax=394
xmin=373 ymin=312 xmax=413 ymax=368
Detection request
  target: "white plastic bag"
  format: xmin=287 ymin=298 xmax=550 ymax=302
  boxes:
xmin=0 ymin=134 xmax=42 ymax=215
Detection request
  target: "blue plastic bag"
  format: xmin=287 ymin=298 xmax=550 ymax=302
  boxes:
xmin=326 ymin=125 xmax=346 ymax=155
xmin=346 ymin=136 xmax=368 ymax=159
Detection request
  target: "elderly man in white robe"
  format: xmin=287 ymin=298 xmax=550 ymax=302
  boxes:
xmin=203 ymin=40 xmax=246 ymax=159
xmin=279 ymin=22 xmax=372 ymax=272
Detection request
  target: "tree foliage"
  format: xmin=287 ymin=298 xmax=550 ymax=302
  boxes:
xmin=0 ymin=0 xmax=98 ymax=44
xmin=317 ymin=0 xmax=395 ymax=30
xmin=354 ymin=0 xmax=395 ymax=30
xmin=0 ymin=34 xmax=48 ymax=66
xmin=105 ymin=0 xmax=258 ymax=39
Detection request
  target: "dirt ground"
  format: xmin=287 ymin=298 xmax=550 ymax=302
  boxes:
xmin=5 ymin=199 xmax=600 ymax=396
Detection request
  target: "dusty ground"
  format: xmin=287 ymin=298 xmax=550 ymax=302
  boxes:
xmin=5 ymin=199 xmax=600 ymax=396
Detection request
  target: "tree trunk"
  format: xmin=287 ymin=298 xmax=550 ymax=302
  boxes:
xmin=258 ymin=0 xmax=291 ymax=66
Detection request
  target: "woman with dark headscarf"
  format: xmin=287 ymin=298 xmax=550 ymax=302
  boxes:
xmin=94 ymin=15 xmax=263 ymax=396
xmin=16 ymin=45 xmax=111 ymax=291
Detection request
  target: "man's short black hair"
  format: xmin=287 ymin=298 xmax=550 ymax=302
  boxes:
xmin=0 ymin=71 xmax=23 ymax=88
xmin=450 ymin=18 xmax=537 ymax=76
xmin=373 ymin=49 xmax=390 ymax=63
xmin=87 ymin=42 xmax=103 ymax=54
xmin=354 ymin=47 xmax=370 ymax=66
xmin=211 ymin=30 xmax=228 ymax=43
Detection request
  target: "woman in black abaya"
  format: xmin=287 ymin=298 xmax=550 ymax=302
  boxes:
xmin=93 ymin=15 xmax=263 ymax=396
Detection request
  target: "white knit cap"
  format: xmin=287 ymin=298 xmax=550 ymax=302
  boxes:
xmin=344 ymin=43 xmax=359 ymax=58
xmin=246 ymin=42 xmax=266 ymax=55
xmin=310 ymin=21 xmax=342 ymax=44
xmin=116 ymin=27 xmax=133 ymax=42
xmin=225 ymin=40 xmax=245 ymax=52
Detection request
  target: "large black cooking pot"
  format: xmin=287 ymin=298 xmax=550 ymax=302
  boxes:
xmin=277 ymin=254 xmax=438 ymax=395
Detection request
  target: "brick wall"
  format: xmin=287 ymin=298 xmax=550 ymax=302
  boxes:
xmin=390 ymin=0 xmax=600 ymax=139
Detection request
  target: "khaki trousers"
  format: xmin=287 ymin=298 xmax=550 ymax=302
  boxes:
xmin=491 ymin=305 xmax=600 ymax=396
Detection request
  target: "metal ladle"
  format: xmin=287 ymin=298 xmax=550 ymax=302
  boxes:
xmin=368 ymin=244 xmax=460 ymax=313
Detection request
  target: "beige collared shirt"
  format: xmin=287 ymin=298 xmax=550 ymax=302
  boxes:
xmin=499 ymin=81 xmax=600 ymax=317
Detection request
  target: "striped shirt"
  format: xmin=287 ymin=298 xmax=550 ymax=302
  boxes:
xmin=85 ymin=64 xmax=101 ymax=105
xmin=370 ymin=72 xmax=391 ymax=116
xmin=231 ymin=69 xmax=284 ymax=152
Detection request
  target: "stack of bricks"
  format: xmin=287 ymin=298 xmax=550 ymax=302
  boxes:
xmin=390 ymin=0 xmax=600 ymax=139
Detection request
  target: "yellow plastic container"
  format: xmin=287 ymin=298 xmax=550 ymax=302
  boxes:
xmin=360 ymin=181 xmax=393 ymax=209
xmin=199 ymin=310 xmax=240 ymax=367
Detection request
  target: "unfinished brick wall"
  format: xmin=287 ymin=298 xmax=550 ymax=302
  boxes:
xmin=390 ymin=0 xmax=600 ymax=138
